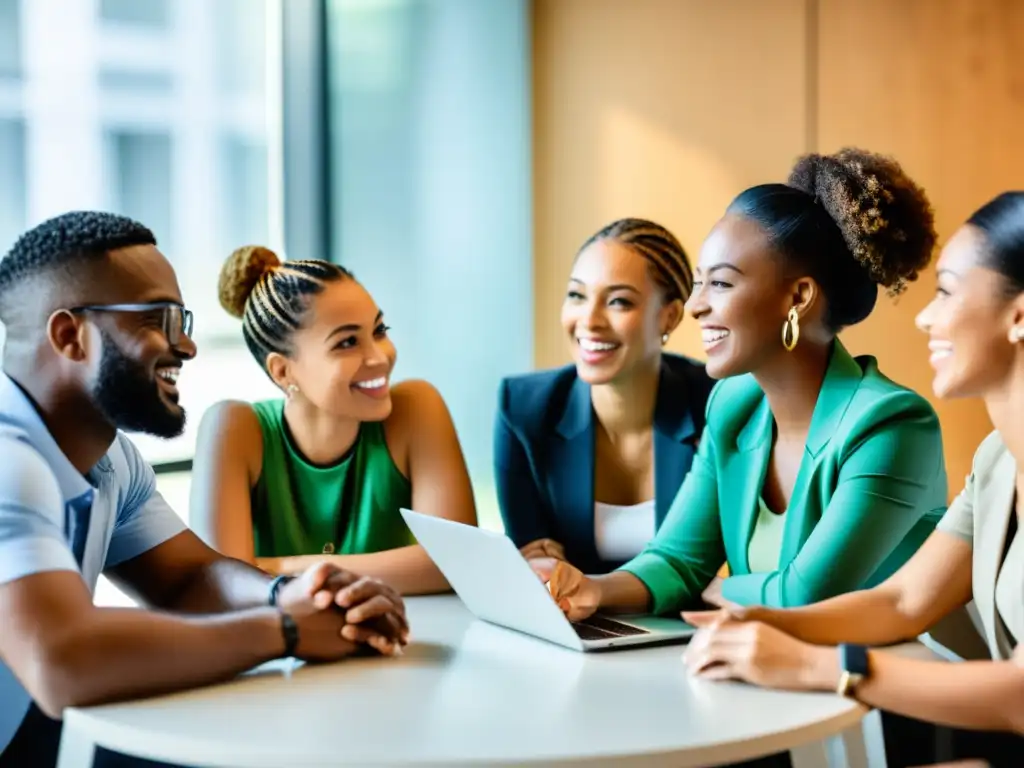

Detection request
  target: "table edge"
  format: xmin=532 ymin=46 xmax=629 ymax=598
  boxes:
xmin=63 ymin=701 xmax=869 ymax=767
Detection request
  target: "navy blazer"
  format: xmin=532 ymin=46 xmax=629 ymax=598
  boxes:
xmin=494 ymin=354 xmax=714 ymax=574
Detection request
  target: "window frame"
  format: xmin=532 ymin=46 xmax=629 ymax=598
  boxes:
xmin=153 ymin=0 xmax=330 ymax=475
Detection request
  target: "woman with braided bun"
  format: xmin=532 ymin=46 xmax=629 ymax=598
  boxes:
xmin=495 ymin=218 xmax=715 ymax=575
xmin=536 ymin=148 xmax=949 ymax=620
xmin=190 ymin=247 xmax=476 ymax=594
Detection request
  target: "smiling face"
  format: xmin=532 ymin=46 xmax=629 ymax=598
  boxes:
xmin=271 ymin=278 xmax=397 ymax=422
xmin=685 ymin=215 xmax=800 ymax=379
xmin=915 ymin=225 xmax=1024 ymax=400
xmin=560 ymin=238 xmax=680 ymax=385
xmin=77 ymin=244 xmax=197 ymax=437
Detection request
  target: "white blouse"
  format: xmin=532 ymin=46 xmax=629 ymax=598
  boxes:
xmin=594 ymin=499 xmax=656 ymax=561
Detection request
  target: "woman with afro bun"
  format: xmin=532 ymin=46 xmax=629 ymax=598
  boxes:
xmin=189 ymin=248 xmax=477 ymax=594
xmin=536 ymin=148 xmax=948 ymax=621
xmin=673 ymin=191 xmax=1024 ymax=766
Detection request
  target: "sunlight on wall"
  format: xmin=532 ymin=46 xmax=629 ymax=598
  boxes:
xmin=599 ymin=105 xmax=750 ymax=362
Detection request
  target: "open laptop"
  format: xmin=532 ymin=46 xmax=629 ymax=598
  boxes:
xmin=400 ymin=508 xmax=696 ymax=652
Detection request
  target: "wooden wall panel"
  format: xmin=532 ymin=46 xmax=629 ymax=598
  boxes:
xmin=533 ymin=0 xmax=809 ymax=369
xmin=532 ymin=0 xmax=1024 ymax=498
xmin=817 ymin=0 xmax=1024 ymax=493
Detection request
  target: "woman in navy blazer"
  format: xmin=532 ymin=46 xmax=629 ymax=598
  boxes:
xmin=494 ymin=219 xmax=713 ymax=574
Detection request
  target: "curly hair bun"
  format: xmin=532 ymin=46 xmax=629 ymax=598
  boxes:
xmin=218 ymin=245 xmax=280 ymax=319
xmin=788 ymin=148 xmax=937 ymax=294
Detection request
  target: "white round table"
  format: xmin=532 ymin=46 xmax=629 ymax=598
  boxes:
xmin=57 ymin=595 xmax=882 ymax=768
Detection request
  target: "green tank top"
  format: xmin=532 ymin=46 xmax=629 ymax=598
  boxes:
xmin=249 ymin=400 xmax=414 ymax=558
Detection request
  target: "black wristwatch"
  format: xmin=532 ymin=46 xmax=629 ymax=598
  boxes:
xmin=836 ymin=643 xmax=869 ymax=697
xmin=267 ymin=574 xmax=295 ymax=607
xmin=278 ymin=611 xmax=299 ymax=658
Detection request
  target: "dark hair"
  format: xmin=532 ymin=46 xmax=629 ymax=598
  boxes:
xmin=728 ymin=148 xmax=937 ymax=330
xmin=578 ymin=218 xmax=694 ymax=303
xmin=966 ymin=192 xmax=1024 ymax=296
xmin=218 ymin=245 xmax=353 ymax=367
xmin=0 ymin=211 xmax=156 ymax=316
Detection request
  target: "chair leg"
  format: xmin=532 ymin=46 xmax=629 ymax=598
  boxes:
xmin=55 ymin=725 xmax=96 ymax=768
xmin=789 ymin=739 xmax=829 ymax=768
xmin=789 ymin=710 xmax=887 ymax=768
xmin=858 ymin=709 xmax=889 ymax=768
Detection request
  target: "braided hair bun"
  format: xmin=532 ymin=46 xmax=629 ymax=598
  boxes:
xmin=218 ymin=245 xmax=280 ymax=319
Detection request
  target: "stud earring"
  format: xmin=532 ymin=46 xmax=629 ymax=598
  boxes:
xmin=286 ymin=384 xmax=299 ymax=398
xmin=1011 ymin=326 xmax=1024 ymax=344
xmin=661 ymin=333 xmax=670 ymax=345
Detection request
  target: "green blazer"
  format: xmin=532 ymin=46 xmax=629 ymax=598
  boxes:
xmin=621 ymin=341 xmax=948 ymax=613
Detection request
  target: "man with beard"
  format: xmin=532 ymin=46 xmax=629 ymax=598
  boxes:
xmin=0 ymin=212 xmax=409 ymax=768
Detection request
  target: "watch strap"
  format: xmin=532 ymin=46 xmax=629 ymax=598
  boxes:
xmin=268 ymin=574 xmax=296 ymax=607
xmin=836 ymin=643 xmax=869 ymax=697
xmin=279 ymin=611 xmax=299 ymax=658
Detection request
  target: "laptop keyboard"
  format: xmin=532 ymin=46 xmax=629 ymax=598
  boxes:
xmin=573 ymin=615 xmax=651 ymax=640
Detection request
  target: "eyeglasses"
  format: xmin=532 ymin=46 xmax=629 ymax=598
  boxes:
xmin=69 ymin=302 xmax=194 ymax=346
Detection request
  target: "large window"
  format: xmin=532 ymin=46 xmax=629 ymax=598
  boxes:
xmin=100 ymin=0 xmax=171 ymax=28
xmin=325 ymin=0 xmax=532 ymax=528
xmin=104 ymin=130 xmax=174 ymax=250
xmin=0 ymin=0 xmax=18 ymax=78
xmin=0 ymin=0 xmax=533 ymax=538
xmin=0 ymin=119 xmax=25 ymax=253
xmin=0 ymin=0 xmax=281 ymax=469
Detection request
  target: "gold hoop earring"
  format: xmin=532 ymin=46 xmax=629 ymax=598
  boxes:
xmin=782 ymin=307 xmax=800 ymax=351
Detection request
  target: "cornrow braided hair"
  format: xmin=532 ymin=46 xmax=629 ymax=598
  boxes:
xmin=218 ymin=245 xmax=352 ymax=367
xmin=579 ymin=218 xmax=694 ymax=303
